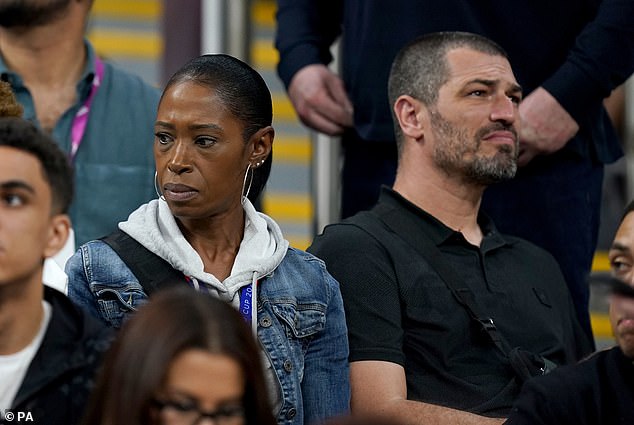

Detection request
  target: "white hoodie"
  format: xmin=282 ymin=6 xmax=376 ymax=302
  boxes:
xmin=120 ymin=197 xmax=288 ymax=411
xmin=119 ymin=197 xmax=289 ymax=333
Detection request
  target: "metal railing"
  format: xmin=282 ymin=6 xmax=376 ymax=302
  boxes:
xmin=201 ymin=0 xmax=251 ymax=61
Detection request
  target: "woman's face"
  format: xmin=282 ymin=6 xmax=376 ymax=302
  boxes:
xmin=152 ymin=349 xmax=246 ymax=425
xmin=154 ymin=80 xmax=255 ymax=220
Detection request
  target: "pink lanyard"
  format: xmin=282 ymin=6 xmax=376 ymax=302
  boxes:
xmin=69 ymin=56 xmax=104 ymax=162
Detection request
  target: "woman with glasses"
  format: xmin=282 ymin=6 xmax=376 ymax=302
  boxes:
xmin=67 ymin=54 xmax=350 ymax=425
xmin=82 ymin=285 xmax=277 ymax=425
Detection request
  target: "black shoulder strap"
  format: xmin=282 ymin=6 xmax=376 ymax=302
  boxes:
xmin=367 ymin=202 xmax=514 ymax=357
xmin=100 ymin=229 xmax=188 ymax=296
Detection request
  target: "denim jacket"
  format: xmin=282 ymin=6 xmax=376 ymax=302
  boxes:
xmin=66 ymin=241 xmax=350 ymax=425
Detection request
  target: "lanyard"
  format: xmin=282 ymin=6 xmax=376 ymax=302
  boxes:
xmin=69 ymin=56 xmax=104 ymax=162
xmin=239 ymin=282 xmax=257 ymax=324
xmin=185 ymin=275 xmax=257 ymax=324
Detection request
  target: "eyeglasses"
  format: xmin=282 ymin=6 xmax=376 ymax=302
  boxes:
xmin=151 ymin=398 xmax=245 ymax=425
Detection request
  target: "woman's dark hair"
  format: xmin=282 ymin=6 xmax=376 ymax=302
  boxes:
xmin=82 ymin=286 xmax=276 ymax=425
xmin=162 ymin=54 xmax=273 ymax=203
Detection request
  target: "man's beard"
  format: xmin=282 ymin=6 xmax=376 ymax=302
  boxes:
xmin=430 ymin=110 xmax=518 ymax=186
xmin=0 ymin=0 xmax=71 ymax=28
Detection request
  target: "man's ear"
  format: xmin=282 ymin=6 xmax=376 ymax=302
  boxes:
xmin=43 ymin=214 xmax=71 ymax=259
xmin=394 ymin=95 xmax=426 ymax=142
xmin=249 ymin=126 xmax=274 ymax=166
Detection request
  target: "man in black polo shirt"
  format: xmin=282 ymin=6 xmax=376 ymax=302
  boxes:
xmin=308 ymin=32 xmax=592 ymax=424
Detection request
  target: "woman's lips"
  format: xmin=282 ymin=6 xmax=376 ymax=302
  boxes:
xmin=163 ymin=183 xmax=198 ymax=202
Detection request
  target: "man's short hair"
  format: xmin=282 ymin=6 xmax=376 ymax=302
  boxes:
xmin=0 ymin=117 xmax=73 ymax=214
xmin=388 ymin=32 xmax=509 ymax=153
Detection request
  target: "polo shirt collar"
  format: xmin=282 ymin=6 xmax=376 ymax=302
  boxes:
xmin=377 ymin=186 xmax=508 ymax=251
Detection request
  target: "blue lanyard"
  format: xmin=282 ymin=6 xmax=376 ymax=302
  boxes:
xmin=185 ymin=275 xmax=256 ymax=324
xmin=239 ymin=283 xmax=256 ymax=323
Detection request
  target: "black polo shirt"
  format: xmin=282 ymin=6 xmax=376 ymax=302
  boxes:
xmin=309 ymin=187 xmax=591 ymax=417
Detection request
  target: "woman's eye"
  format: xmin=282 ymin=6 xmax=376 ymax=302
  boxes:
xmin=155 ymin=133 xmax=172 ymax=145
xmin=195 ymin=137 xmax=217 ymax=147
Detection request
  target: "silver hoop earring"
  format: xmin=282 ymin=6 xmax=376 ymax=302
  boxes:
xmin=154 ymin=171 xmax=165 ymax=201
xmin=241 ymin=164 xmax=254 ymax=204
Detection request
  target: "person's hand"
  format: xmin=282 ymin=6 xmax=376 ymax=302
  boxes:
xmin=288 ymin=64 xmax=354 ymax=135
xmin=517 ymin=87 xmax=579 ymax=166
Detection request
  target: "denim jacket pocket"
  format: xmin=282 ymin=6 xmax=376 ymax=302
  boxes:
xmin=271 ymin=301 xmax=327 ymax=340
xmin=90 ymin=283 xmax=146 ymax=328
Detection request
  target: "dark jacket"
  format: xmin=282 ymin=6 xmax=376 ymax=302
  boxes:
xmin=276 ymin=0 xmax=633 ymax=163
xmin=2 ymin=287 xmax=112 ymax=425
xmin=505 ymin=346 xmax=634 ymax=424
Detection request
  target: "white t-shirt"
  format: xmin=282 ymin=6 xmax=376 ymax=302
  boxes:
xmin=0 ymin=301 xmax=52 ymax=409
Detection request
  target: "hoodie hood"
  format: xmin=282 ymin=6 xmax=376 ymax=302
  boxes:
xmin=118 ymin=198 xmax=289 ymax=305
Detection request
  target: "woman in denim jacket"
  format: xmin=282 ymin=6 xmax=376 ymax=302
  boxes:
xmin=66 ymin=54 xmax=350 ymax=425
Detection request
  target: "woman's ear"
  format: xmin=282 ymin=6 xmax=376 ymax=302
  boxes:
xmin=43 ymin=214 xmax=71 ymax=259
xmin=249 ymin=126 xmax=274 ymax=167
xmin=393 ymin=95 xmax=426 ymax=142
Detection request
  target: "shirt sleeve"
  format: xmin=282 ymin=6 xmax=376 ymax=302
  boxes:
xmin=274 ymin=0 xmax=345 ymax=89
xmin=309 ymin=222 xmax=406 ymax=366
xmin=541 ymin=0 xmax=634 ymax=123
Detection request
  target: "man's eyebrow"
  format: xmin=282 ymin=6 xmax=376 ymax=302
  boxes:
xmin=466 ymin=78 xmax=496 ymax=87
xmin=509 ymin=82 xmax=523 ymax=94
xmin=466 ymin=79 xmax=523 ymax=93
xmin=0 ymin=180 xmax=35 ymax=193
xmin=610 ymin=241 xmax=630 ymax=253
